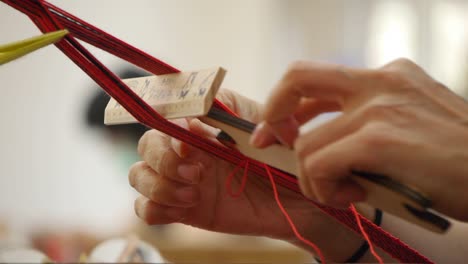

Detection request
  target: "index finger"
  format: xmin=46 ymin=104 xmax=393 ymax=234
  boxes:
xmin=263 ymin=61 xmax=367 ymax=124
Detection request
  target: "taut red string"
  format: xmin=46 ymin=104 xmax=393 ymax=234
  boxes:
xmin=263 ymin=164 xmax=326 ymax=263
xmin=226 ymin=160 xmax=250 ymax=198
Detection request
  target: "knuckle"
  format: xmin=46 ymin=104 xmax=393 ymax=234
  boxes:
xmin=285 ymin=60 xmax=309 ymax=79
xmin=138 ymin=130 xmax=166 ymax=160
xmin=137 ymin=130 xmax=152 ymax=158
xmin=143 ymin=205 xmax=157 ymax=225
xmin=372 ymin=69 xmax=412 ymax=88
xmin=433 ymin=81 xmax=450 ymax=92
xmin=384 ymin=57 xmax=416 ymax=69
xmin=359 ymin=103 xmax=392 ymax=120
xmin=135 ymin=198 xmax=157 ymax=225
xmin=392 ymin=57 xmax=415 ymax=66
xmin=359 ymin=123 xmax=397 ymax=148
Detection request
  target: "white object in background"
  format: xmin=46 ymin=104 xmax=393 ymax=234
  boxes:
xmin=0 ymin=248 xmax=48 ymax=263
xmin=88 ymin=237 xmax=165 ymax=263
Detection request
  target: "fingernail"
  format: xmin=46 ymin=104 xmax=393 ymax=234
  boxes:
xmin=250 ymin=122 xmax=268 ymax=147
xmin=177 ymin=164 xmax=200 ymax=184
xmin=171 ymin=118 xmax=188 ymax=129
xmin=270 ymin=116 xmax=299 ymax=148
xmin=331 ymin=188 xmax=366 ymax=208
xmin=176 ymin=187 xmax=197 ymax=203
xmin=172 ymin=138 xmax=188 ymax=158
xmin=271 ymin=130 xmax=292 ymax=148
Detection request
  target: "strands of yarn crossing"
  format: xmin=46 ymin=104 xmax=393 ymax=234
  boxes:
xmin=350 ymin=204 xmax=384 ymax=263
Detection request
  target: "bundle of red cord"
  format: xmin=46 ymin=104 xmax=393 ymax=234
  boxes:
xmin=2 ymin=0 xmax=433 ymax=262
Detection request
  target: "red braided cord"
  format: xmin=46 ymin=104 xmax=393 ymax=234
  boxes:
xmin=2 ymin=1 xmax=433 ymax=262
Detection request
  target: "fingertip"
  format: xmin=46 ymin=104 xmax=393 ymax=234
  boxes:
xmin=250 ymin=122 xmax=271 ymax=148
xmin=134 ymin=196 xmax=189 ymax=225
xmin=134 ymin=196 xmax=147 ymax=219
xmin=314 ymin=180 xmax=366 ymax=209
xmin=189 ymin=118 xmax=219 ymax=138
xmin=166 ymin=207 xmax=188 ymax=222
xmin=269 ymin=116 xmax=300 ymax=148
xmin=251 ymin=117 xmax=300 ymax=148
xmin=331 ymin=181 xmax=367 ymax=207
xmin=171 ymin=137 xmax=189 ymax=158
xmin=171 ymin=118 xmax=189 ymax=129
xmin=298 ymin=172 xmax=317 ymax=201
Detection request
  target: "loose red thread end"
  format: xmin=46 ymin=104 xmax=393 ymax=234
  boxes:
xmin=350 ymin=204 xmax=384 ymax=263
xmin=225 ymin=160 xmax=249 ymax=198
xmin=263 ymin=164 xmax=326 ymax=263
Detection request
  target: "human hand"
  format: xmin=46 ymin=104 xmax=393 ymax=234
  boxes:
xmin=250 ymin=59 xmax=468 ymax=221
xmin=128 ymin=89 xmax=371 ymax=261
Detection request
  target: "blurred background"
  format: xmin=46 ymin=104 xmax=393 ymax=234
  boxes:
xmin=0 ymin=0 xmax=467 ymax=262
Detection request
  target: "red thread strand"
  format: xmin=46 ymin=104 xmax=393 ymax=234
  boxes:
xmin=226 ymin=160 xmax=250 ymax=198
xmin=263 ymin=164 xmax=326 ymax=263
xmin=350 ymin=205 xmax=384 ymax=263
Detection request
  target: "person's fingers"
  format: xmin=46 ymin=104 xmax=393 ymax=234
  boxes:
xmin=134 ymin=196 xmax=187 ymax=225
xmin=263 ymin=61 xmax=369 ymax=124
xmin=189 ymin=119 xmax=220 ymax=140
xmin=250 ymin=99 xmax=341 ymax=148
xmin=298 ymin=126 xmax=389 ymax=207
xmin=309 ymin=179 xmax=366 ymax=209
xmin=129 ymin=162 xmax=200 ymax=207
xmin=293 ymin=99 xmax=341 ymax=124
xmin=137 ymin=129 xmax=202 ymax=184
xmin=137 ymin=129 xmax=170 ymax=167
xmin=295 ymin=99 xmax=414 ymax=162
xmin=380 ymin=58 xmax=428 ymax=80
xmin=252 ymin=61 xmax=370 ymax=147
xmin=250 ymin=116 xmax=300 ymax=148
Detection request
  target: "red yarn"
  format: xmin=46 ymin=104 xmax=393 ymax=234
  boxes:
xmin=350 ymin=204 xmax=384 ymax=263
xmin=225 ymin=160 xmax=250 ymax=197
xmin=2 ymin=1 xmax=434 ymax=263
xmin=263 ymin=164 xmax=326 ymax=263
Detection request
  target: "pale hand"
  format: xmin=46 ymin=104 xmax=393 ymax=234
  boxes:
xmin=251 ymin=58 xmax=468 ymax=222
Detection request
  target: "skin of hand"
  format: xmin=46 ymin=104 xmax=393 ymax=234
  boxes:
xmin=128 ymin=89 xmax=378 ymax=262
xmin=250 ymin=58 xmax=468 ymax=222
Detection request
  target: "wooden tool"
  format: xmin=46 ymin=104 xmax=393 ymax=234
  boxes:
xmin=105 ymin=67 xmax=451 ymax=233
